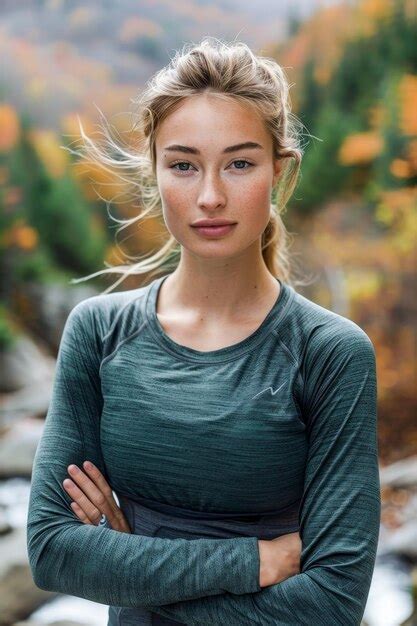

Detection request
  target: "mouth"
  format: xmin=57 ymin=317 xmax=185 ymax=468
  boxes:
xmin=190 ymin=223 xmax=237 ymax=238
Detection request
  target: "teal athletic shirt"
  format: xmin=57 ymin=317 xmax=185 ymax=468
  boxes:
xmin=26 ymin=272 xmax=381 ymax=625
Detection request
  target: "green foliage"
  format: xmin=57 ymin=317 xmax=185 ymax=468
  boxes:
xmin=11 ymin=131 xmax=107 ymax=275
xmin=296 ymin=103 xmax=358 ymax=212
xmin=0 ymin=303 xmax=18 ymax=350
xmin=370 ymin=70 xmax=414 ymax=191
xmin=294 ymin=0 xmax=416 ymax=214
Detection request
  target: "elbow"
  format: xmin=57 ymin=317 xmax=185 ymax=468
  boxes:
xmin=303 ymin=568 xmax=372 ymax=626
xmin=27 ymin=541 xmax=56 ymax=592
xmin=26 ymin=522 xmax=66 ymax=593
xmin=30 ymin=565 xmax=52 ymax=592
xmin=27 ymin=546 xmax=54 ymax=592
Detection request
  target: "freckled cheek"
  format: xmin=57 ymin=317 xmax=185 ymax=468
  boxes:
xmin=243 ymin=180 xmax=271 ymax=206
xmin=161 ymin=187 xmax=192 ymax=217
xmin=237 ymin=181 xmax=272 ymax=224
xmin=160 ymin=188 xmax=194 ymax=236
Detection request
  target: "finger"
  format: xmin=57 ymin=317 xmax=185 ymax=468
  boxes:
xmin=66 ymin=464 xmax=116 ymax=519
xmin=65 ymin=464 xmax=124 ymax=528
xmin=82 ymin=461 xmax=113 ymax=500
xmin=63 ymin=477 xmax=104 ymax=525
xmin=81 ymin=461 xmax=126 ymax=526
xmin=70 ymin=501 xmax=95 ymax=525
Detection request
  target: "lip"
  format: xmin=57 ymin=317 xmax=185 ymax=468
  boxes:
xmin=191 ymin=219 xmax=237 ymax=227
xmin=190 ymin=223 xmax=237 ymax=238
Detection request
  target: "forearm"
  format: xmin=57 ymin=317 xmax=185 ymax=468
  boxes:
xmin=146 ymin=568 xmax=367 ymax=626
xmin=143 ymin=331 xmax=381 ymax=625
xmin=28 ymin=513 xmax=260 ymax=607
xmin=27 ymin=301 xmax=261 ymax=608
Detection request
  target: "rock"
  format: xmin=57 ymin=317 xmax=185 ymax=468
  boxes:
xmin=382 ymin=520 xmax=417 ymax=560
xmin=0 ymin=380 xmax=54 ymax=432
xmin=0 ymin=526 xmax=56 ymax=624
xmin=380 ymin=456 xmax=417 ymax=489
xmin=0 ymin=334 xmax=55 ymax=395
xmin=0 ymin=509 xmax=12 ymax=536
xmin=22 ymin=281 xmax=98 ymax=351
xmin=0 ymin=419 xmax=45 ymax=478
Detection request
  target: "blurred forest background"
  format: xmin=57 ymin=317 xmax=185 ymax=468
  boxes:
xmin=0 ymin=0 xmax=416 ymax=623
xmin=1 ymin=0 xmax=415 ymax=462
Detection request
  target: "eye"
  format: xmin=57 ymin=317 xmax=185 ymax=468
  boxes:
xmin=169 ymin=159 xmax=254 ymax=175
xmin=169 ymin=161 xmax=196 ymax=174
xmin=231 ymin=159 xmax=253 ymax=170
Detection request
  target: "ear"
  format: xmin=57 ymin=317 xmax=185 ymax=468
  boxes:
xmin=273 ymin=159 xmax=282 ymax=186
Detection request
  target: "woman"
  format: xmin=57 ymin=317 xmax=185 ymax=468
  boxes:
xmin=26 ymin=38 xmax=381 ymax=625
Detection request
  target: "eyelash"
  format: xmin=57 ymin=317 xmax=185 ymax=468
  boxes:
xmin=169 ymin=159 xmax=254 ymax=174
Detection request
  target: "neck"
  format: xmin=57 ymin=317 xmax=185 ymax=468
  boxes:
xmin=159 ymin=245 xmax=280 ymax=322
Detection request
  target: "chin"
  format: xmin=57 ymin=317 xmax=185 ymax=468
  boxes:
xmin=182 ymin=236 xmax=257 ymax=260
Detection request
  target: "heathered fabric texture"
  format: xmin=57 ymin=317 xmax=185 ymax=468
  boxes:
xmin=26 ymin=273 xmax=381 ymax=625
xmin=102 ymin=494 xmax=307 ymax=626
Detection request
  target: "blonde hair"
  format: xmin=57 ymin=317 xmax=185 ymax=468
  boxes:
xmin=66 ymin=36 xmax=307 ymax=293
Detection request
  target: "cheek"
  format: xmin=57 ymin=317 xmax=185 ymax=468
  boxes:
xmin=237 ymin=178 xmax=272 ymax=224
xmin=158 ymin=177 xmax=189 ymax=213
xmin=159 ymin=186 xmax=192 ymax=236
xmin=242 ymin=175 xmax=271 ymax=205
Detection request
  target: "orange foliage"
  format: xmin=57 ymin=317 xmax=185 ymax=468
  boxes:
xmin=338 ymin=131 xmax=384 ymax=165
xmin=300 ymin=188 xmax=417 ymax=423
xmin=3 ymin=220 xmax=38 ymax=250
xmin=14 ymin=225 xmax=38 ymax=250
xmin=368 ymin=102 xmax=386 ymax=130
xmin=0 ymin=104 xmax=20 ymax=152
xmin=390 ymin=158 xmax=412 ymax=178
xmin=406 ymin=139 xmax=417 ymax=173
xmin=354 ymin=0 xmax=394 ymax=37
xmin=71 ymin=161 xmax=125 ymax=203
xmin=104 ymin=244 xmax=125 ymax=267
xmin=357 ymin=0 xmax=394 ymax=34
xmin=27 ymin=129 xmax=69 ymax=178
xmin=60 ymin=112 xmax=97 ymax=142
xmin=398 ymin=74 xmax=417 ymax=135
xmin=279 ymin=3 xmax=356 ymax=90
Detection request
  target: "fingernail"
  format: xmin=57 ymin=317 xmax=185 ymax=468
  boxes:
xmin=68 ymin=465 xmax=79 ymax=473
xmin=84 ymin=461 xmax=93 ymax=470
xmin=63 ymin=479 xmax=73 ymax=488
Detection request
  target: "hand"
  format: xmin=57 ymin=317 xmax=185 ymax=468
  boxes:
xmin=258 ymin=531 xmax=301 ymax=587
xmin=62 ymin=461 xmax=132 ymax=533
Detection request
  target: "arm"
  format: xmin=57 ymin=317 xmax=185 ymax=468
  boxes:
xmin=26 ymin=299 xmax=261 ymax=607
xmin=146 ymin=325 xmax=381 ymax=625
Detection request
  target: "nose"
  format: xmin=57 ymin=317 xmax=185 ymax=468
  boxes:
xmin=197 ymin=171 xmax=226 ymax=211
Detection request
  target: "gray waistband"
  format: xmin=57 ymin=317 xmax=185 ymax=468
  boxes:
xmin=114 ymin=493 xmax=300 ymax=540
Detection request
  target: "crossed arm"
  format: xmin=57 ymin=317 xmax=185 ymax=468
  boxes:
xmin=26 ymin=301 xmax=261 ymax=607
xmin=146 ymin=325 xmax=381 ymax=625
xmin=27 ymin=300 xmax=381 ymax=625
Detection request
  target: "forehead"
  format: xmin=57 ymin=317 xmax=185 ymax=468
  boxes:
xmin=155 ymin=93 xmax=270 ymax=151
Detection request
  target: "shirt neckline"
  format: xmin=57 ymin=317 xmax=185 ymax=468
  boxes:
xmin=144 ymin=273 xmax=295 ymax=364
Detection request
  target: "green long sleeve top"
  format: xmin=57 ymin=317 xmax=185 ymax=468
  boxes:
xmin=26 ymin=273 xmax=381 ymax=625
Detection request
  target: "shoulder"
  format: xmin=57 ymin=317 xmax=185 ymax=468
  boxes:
xmin=284 ymin=290 xmax=377 ymax=421
xmin=64 ymin=283 xmax=151 ymax=356
xmin=284 ymin=287 xmax=375 ymax=367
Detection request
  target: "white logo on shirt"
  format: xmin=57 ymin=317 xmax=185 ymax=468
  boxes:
xmin=251 ymin=381 xmax=286 ymax=400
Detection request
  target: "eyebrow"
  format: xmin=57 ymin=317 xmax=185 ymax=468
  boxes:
xmin=164 ymin=141 xmax=264 ymax=155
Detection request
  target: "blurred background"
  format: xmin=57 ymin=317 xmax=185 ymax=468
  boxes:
xmin=0 ymin=0 xmax=416 ymax=624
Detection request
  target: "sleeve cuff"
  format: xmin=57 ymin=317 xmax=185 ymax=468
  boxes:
xmin=228 ymin=535 xmax=261 ymax=595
